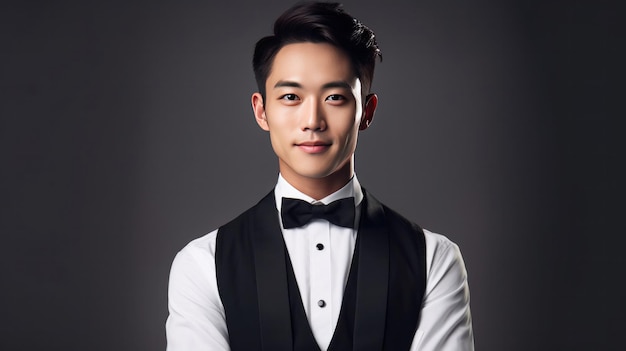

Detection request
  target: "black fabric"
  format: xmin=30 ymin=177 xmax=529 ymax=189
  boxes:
xmin=380 ymin=205 xmax=428 ymax=350
xmin=352 ymin=191 xmax=389 ymax=350
xmin=216 ymin=189 xmax=427 ymax=351
xmin=281 ymin=197 xmax=356 ymax=229
xmin=215 ymin=192 xmax=292 ymax=350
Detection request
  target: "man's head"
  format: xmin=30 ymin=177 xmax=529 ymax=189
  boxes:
xmin=251 ymin=2 xmax=381 ymax=197
xmin=252 ymin=2 xmax=382 ymax=101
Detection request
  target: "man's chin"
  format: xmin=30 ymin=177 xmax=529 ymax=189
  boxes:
xmin=279 ymin=157 xmax=352 ymax=182
xmin=281 ymin=166 xmax=335 ymax=180
xmin=294 ymin=170 xmax=335 ymax=180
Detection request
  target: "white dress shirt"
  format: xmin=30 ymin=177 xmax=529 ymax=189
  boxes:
xmin=166 ymin=175 xmax=474 ymax=350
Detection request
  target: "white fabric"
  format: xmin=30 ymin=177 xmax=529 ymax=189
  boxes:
xmin=166 ymin=175 xmax=474 ymax=350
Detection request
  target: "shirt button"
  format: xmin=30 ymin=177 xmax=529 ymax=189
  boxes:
xmin=318 ymin=300 xmax=326 ymax=308
xmin=316 ymin=243 xmax=324 ymax=250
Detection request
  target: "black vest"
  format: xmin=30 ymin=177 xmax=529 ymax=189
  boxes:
xmin=216 ymin=189 xmax=426 ymax=351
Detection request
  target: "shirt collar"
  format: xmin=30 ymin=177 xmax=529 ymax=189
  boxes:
xmin=274 ymin=174 xmax=364 ymax=212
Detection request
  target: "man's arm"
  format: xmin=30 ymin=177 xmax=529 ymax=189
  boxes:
xmin=411 ymin=231 xmax=474 ymax=351
xmin=166 ymin=231 xmax=230 ymax=350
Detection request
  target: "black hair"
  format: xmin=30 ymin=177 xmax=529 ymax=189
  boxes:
xmin=252 ymin=1 xmax=382 ymax=100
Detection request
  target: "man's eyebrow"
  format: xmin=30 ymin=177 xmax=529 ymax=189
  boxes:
xmin=321 ymin=81 xmax=352 ymax=90
xmin=274 ymin=80 xmax=301 ymax=89
xmin=273 ymin=80 xmax=352 ymax=90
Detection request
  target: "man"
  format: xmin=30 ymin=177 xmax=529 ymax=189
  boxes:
xmin=166 ymin=2 xmax=473 ymax=350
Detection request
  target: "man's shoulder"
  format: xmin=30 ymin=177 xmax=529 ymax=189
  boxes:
xmin=364 ymin=190 xmax=460 ymax=253
xmin=383 ymin=204 xmax=458 ymax=249
xmin=422 ymin=229 xmax=457 ymax=250
xmin=175 ymin=190 xmax=275 ymax=260
xmin=219 ymin=189 xmax=276 ymax=231
xmin=175 ymin=229 xmax=219 ymax=260
xmin=363 ymin=189 xmax=423 ymax=233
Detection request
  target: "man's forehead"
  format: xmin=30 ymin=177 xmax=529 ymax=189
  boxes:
xmin=267 ymin=42 xmax=359 ymax=88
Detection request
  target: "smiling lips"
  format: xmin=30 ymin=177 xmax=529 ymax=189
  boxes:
xmin=296 ymin=141 xmax=331 ymax=154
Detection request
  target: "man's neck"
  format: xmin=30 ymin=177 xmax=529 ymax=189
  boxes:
xmin=280 ymin=165 xmax=353 ymax=201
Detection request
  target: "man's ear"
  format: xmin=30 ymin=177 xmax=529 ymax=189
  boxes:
xmin=359 ymin=93 xmax=378 ymax=131
xmin=252 ymin=92 xmax=269 ymax=131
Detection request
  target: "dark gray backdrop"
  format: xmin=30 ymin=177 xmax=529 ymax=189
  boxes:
xmin=2 ymin=0 xmax=621 ymax=350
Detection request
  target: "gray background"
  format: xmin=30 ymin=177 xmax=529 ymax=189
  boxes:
xmin=1 ymin=0 xmax=622 ymax=350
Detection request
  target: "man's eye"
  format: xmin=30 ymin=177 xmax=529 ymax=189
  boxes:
xmin=280 ymin=94 xmax=299 ymax=101
xmin=326 ymin=94 xmax=345 ymax=101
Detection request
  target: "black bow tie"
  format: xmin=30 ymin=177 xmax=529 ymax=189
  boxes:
xmin=281 ymin=197 xmax=356 ymax=229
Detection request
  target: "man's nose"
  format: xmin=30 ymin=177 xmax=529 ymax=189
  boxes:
xmin=301 ymin=100 xmax=326 ymax=131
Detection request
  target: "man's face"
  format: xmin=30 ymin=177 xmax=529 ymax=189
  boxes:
xmin=252 ymin=42 xmax=376 ymax=187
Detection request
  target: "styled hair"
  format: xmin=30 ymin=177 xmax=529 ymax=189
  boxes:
xmin=252 ymin=1 xmax=382 ymax=100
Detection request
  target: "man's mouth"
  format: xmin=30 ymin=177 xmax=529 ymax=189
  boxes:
xmin=295 ymin=141 xmax=331 ymax=154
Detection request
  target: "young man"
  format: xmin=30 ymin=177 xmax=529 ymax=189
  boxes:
xmin=166 ymin=2 xmax=473 ymax=350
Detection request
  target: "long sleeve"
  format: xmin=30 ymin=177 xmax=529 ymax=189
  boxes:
xmin=165 ymin=230 xmax=230 ymax=351
xmin=411 ymin=231 xmax=474 ymax=350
